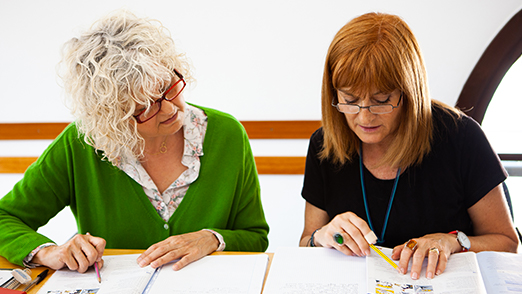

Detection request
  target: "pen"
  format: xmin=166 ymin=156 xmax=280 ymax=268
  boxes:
xmin=22 ymin=269 xmax=49 ymax=292
xmin=95 ymin=262 xmax=101 ymax=283
xmin=369 ymin=244 xmax=399 ymax=270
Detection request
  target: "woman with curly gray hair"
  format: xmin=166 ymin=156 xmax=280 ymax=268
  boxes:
xmin=0 ymin=10 xmax=268 ymax=272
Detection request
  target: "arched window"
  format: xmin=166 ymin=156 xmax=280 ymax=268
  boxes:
xmin=456 ymin=9 xmax=521 ymax=135
xmin=456 ymin=9 xmax=522 ymax=225
xmin=482 ymin=56 xmax=522 ymax=156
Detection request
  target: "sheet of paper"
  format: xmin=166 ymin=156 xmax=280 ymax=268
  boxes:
xmin=477 ymin=251 xmax=522 ymax=293
xmin=262 ymin=247 xmax=366 ymax=294
xmin=366 ymin=248 xmax=487 ymax=294
xmin=0 ymin=270 xmax=13 ymax=286
xmin=145 ymin=254 xmax=268 ymax=294
xmin=36 ymin=254 xmax=155 ymax=294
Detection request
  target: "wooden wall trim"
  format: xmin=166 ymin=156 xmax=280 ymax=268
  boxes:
xmin=0 ymin=156 xmax=306 ymax=175
xmin=5 ymin=155 xmax=518 ymax=174
xmin=0 ymin=121 xmax=314 ymax=174
xmin=0 ymin=121 xmax=321 ymax=140
xmin=0 ymin=157 xmax=39 ymax=173
xmin=0 ymin=123 xmax=70 ymax=140
xmin=241 ymin=120 xmax=321 ymax=139
xmin=254 ymin=156 xmax=306 ymax=174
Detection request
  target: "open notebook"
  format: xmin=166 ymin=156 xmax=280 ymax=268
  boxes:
xmin=263 ymin=247 xmax=522 ymax=294
xmin=36 ymin=253 xmax=268 ymax=294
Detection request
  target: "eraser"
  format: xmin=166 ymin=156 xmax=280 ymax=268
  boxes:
xmin=12 ymin=268 xmax=32 ymax=284
xmin=364 ymin=231 xmax=378 ymax=244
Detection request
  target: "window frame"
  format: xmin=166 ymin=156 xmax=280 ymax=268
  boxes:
xmin=455 ymin=9 xmax=522 ymax=161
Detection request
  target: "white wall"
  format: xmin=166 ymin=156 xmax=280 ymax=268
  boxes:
xmin=1 ymin=1 xmax=522 ymax=252
xmin=2 ymin=0 xmax=522 ymax=123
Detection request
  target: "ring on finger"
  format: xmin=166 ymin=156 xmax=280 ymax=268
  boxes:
xmin=405 ymin=239 xmax=418 ymax=251
xmin=429 ymin=247 xmax=440 ymax=255
xmin=333 ymin=233 xmax=344 ymax=245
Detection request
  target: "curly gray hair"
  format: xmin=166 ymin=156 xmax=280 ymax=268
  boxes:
xmin=60 ymin=10 xmax=192 ymax=165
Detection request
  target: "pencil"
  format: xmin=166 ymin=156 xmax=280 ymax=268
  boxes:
xmin=95 ymin=261 xmax=101 ymax=283
xmin=86 ymin=232 xmax=102 ymax=283
xmin=369 ymin=244 xmax=399 ymax=270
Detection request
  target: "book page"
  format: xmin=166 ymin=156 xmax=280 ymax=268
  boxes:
xmin=0 ymin=270 xmax=12 ymax=285
xmin=145 ymin=254 xmax=268 ymax=294
xmin=477 ymin=251 xmax=522 ymax=293
xmin=366 ymin=247 xmax=487 ymax=294
xmin=36 ymin=254 xmax=155 ymax=294
xmin=262 ymin=247 xmax=366 ymax=294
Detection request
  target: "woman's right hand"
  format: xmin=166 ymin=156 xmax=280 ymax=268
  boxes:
xmin=312 ymin=211 xmax=374 ymax=257
xmin=32 ymin=233 xmax=106 ymax=273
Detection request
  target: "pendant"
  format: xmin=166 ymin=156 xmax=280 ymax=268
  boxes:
xmin=159 ymin=141 xmax=167 ymax=154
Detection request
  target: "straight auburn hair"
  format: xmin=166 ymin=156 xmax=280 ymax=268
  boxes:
xmin=320 ymin=12 xmax=445 ymax=168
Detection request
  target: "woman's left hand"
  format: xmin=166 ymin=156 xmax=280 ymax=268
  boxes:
xmin=391 ymin=233 xmax=460 ymax=280
xmin=137 ymin=230 xmax=219 ymax=271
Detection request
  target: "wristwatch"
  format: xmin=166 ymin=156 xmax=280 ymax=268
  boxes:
xmin=449 ymin=230 xmax=470 ymax=252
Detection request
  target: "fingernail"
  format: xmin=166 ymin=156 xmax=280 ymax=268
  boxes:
xmin=411 ymin=272 xmax=418 ymax=280
xmin=436 ymin=269 xmax=441 ymax=276
xmin=427 ymin=272 xmax=433 ymax=279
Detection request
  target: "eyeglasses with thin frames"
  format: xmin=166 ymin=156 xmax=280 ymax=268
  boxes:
xmin=134 ymin=69 xmax=186 ymax=124
xmin=331 ymin=92 xmax=403 ymax=114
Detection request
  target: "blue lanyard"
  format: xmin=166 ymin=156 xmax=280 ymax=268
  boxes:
xmin=359 ymin=147 xmax=401 ymax=245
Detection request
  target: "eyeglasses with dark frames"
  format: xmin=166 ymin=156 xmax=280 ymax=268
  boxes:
xmin=331 ymin=92 xmax=403 ymax=114
xmin=134 ymin=69 xmax=186 ymax=124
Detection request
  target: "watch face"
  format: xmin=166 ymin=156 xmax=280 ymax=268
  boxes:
xmin=457 ymin=231 xmax=471 ymax=249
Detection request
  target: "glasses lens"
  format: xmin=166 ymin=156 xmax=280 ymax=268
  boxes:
xmin=337 ymin=104 xmax=360 ymax=114
xmin=137 ymin=101 xmax=161 ymax=122
xmin=369 ymin=105 xmax=393 ymax=114
xmin=164 ymin=78 xmax=186 ymax=101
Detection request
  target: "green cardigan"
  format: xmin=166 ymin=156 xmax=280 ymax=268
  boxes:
xmin=0 ymin=106 xmax=269 ymax=266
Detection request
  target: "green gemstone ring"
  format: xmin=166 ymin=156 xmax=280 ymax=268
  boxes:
xmin=333 ymin=233 xmax=344 ymax=245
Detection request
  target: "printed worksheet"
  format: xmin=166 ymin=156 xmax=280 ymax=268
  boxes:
xmin=263 ymin=247 xmax=366 ymax=294
xmin=0 ymin=269 xmax=13 ymax=286
xmin=478 ymin=251 xmax=522 ymax=293
xmin=145 ymin=254 xmax=268 ymax=294
xmin=366 ymin=248 xmax=488 ymax=294
xmin=36 ymin=253 xmax=268 ymax=294
xmin=36 ymin=254 xmax=154 ymax=294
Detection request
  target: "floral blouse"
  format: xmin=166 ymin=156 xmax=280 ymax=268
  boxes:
xmin=117 ymin=104 xmax=208 ymax=222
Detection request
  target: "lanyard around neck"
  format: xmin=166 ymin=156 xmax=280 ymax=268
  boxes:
xmin=359 ymin=146 xmax=401 ymax=245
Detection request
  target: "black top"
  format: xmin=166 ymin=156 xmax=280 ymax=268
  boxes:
xmin=302 ymin=105 xmax=507 ymax=247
